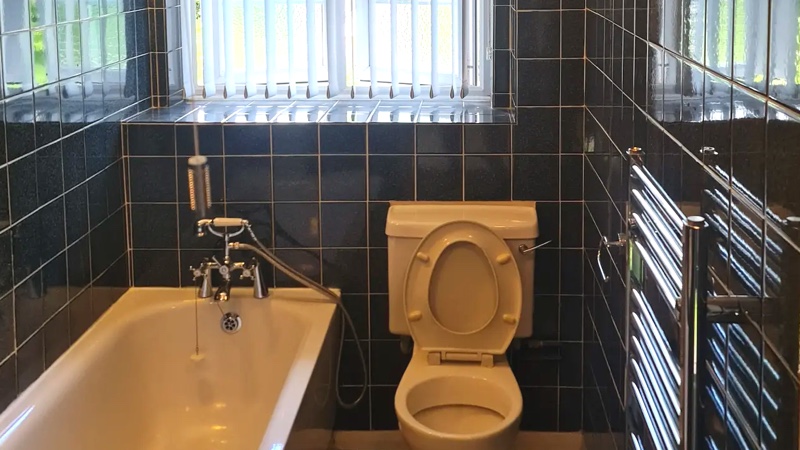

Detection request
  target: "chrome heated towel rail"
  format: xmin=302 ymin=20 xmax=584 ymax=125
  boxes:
xmin=617 ymin=148 xmax=762 ymax=450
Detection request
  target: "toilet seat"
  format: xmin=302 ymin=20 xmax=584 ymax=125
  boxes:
xmin=403 ymin=221 xmax=522 ymax=365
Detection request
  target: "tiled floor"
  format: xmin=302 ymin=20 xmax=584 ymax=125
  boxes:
xmin=332 ymin=431 xmax=585 ymax=450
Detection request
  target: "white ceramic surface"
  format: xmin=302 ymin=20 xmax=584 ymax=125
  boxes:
xmin=386 ymin=203 xmax=539 ymax=450
xmin=0 ymin=287 xmax=336 ymax=450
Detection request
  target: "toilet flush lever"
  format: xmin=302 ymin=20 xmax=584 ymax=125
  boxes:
xmin=518 ymin=240 xmax=552 ymax=255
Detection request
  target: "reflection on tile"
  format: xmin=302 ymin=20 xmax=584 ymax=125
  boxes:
xmin=321 ymin=203 xmax=367 ymax=248
xmin=766 ymin=106 xmax=800 ymax=227
xmin=322 ymin=248 xmax=368 ymax=293
xmin=225 ymin=105 xmax=288 ymax=123
xmin=2 ymin=32 xmax=33 ymax=96
xmin=177 ymin=104 xmax=243 ymax=123
xmin=274 ymin=249 xmax=320 ymax=285
xmin=274 ymin=203 xmax=320 ymax=248
xmin=17 ymin=330 xmax=43 ymax=392
xmin=273 ymin=104 xmax=331 ymax=123
xmin=322 ymin=101 xmax=377 ymax=123
xmin=734 ymin=0 xmax=768 ymax=93
xmin=417 ymin=105 xmax=468 ymax=124
xmin=769 ymin=1 xmax=800 ymax=109
xmin=370 ymin=104 xmax=418 ymax=123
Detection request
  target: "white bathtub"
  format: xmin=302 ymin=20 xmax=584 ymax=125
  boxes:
xmin=0 ymin=288 xmax=339 ymax=450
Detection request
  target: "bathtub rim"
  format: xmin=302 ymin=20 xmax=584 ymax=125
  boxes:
xmin=0 ymin=287 xmax=339 ymax=450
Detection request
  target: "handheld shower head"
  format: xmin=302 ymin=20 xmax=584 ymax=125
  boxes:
xmin=188 ymin=155 xmax=212 ymax=222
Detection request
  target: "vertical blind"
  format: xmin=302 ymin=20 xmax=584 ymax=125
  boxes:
xmin=182 ymin=0 xmax=485 ymax=99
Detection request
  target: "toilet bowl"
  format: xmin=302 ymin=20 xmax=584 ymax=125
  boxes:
xmin=395 ymin=351 xmax=522 ymax=450
xmin=386 ymin=203 xmax=539 ymax=450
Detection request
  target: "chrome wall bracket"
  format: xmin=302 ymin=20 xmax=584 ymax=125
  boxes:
xmin=705 ymin=295 xmax=762 ymax=324
xmin=597 ymin=234 xmax=628 ymax=283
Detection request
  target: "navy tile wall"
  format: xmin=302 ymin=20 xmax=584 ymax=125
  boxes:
xmin=585 ymin=0 xmax=800 ymax=448
xmin=124 ymin=107 xmax=586 ymax=434
xmin=0 ymin=0 xmax=153 ymax=411
xmin=121 ymin=0 xmax=586 ymax=434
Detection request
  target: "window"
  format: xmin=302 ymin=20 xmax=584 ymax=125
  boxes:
xmin=182 ymin=0 xmax=491 ymax=100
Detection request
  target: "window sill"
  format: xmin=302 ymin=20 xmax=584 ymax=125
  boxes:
xmin=127 ymin=99 xmax=514 ymax=124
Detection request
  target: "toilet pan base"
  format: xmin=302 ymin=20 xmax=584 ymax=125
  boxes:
xmin=394 ymin=352 xmax=522 ymax=450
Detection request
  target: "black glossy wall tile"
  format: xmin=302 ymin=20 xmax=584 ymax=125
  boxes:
xmin=514 ymin=108 xmax=560 ymax=153
xmin=368 ymin=124 xmax=414 ymax=154
xmin=513 ymin=155 xmax=559 ymax=201
xmin=320 ymin=156 xmax=367 ymax=201
xmin=176 ymin=124 xmax=223 ymax=156
xmin=223 ymin=125 xmax=270 ymax=156
xmin=368 ymin=155 xmax=414 ymax=201
xmin=272 ymin=124 xmax=318 ymax=154
xmin=465 ymin=156 xmax=512 ymax=200
xmin=117 ymin=0 xmax=590 ymax=432
xmin=517 ymin=60 xmax=561 ymax=106
xmin=416 ymin=125 xmax=462 ymax=154
xmin=320 ymin=125 xmax=367 ymax=154
xmin=464 ymin=125 xmax=511 ymax=154
xmin=416 ymin=156 xmax=463 ymax=201
xmin=516 ymin=11 xmax=561 ymax=59
xmin=274 ymin=203 xmax=320 ymax=248
xmin=225 ymin=157 xmax=271 ymax=202
xmin=586 ymin=0 xmax=800 ymax=447
xmin=271 ymin=156 xmax=318 ymax=202
xmin=128 ymin=157 xmax=177 ymax=202
xmin=0 ymin=0 xmax=144 ymax=407
xmin=132 ymin=250 xmax=179 ymax=286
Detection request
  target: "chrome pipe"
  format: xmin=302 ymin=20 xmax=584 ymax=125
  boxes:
xmin=632 ymin=189 xmax=683 ymax=261
xmin=631 ymin=360 xmax=675 ymax=449
xmin=679 ymin=216 xmax=707 ymax=450
xmin=631 ymin=312 xmax=680 ymax=409
xmin=631 ymin=336 xmax=680 ymax=443
xmin=634 ymin=240 xmax=680 ymax=310
xmin=633 ymin=212 xmax=683 ymax=290
xmin=632 ymin=165 xmax=685 ymax=232
xmin=632 ymin=289 xmax=681 ymax=384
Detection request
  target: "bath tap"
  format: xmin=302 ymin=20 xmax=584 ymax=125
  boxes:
xmin=214 ymin=277 xmax=232 ymax=302
xmin=189 ymin=218 xmax=267 ymax=301
xmin=191 ymin=256 xmax=266 ymax=302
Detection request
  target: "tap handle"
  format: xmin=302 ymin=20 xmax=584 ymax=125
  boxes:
xmin=240 ymin=258 xmax=258 ymax=280
xmin=190 ymin=258 xmax=212 ymax=280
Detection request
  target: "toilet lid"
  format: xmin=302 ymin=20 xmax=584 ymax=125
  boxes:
xmin=403 ymin=221 xmax=522 ymax=356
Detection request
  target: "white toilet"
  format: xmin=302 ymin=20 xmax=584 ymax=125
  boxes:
xmin=386 ymin=202 xmax=538 ymax=450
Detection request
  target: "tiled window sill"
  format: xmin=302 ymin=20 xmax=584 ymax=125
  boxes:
xmin=127 ymin=99 xmax=515 ymax=124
